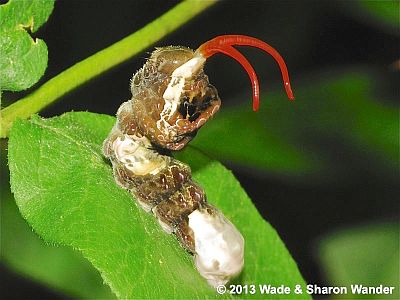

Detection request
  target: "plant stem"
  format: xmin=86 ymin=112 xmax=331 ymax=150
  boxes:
xmin=0 ymin=0 xmax=216 ymax=138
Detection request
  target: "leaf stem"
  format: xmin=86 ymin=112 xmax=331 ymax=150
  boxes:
xmin=0 ymin=0 xmax=216 ymax=138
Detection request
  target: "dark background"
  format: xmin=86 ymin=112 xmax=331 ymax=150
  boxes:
xmin=1 ymin=0 xmax=399 ymax=299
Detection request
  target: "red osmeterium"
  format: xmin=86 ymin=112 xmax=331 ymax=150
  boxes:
xmin=196 ymin=35 xmax=295 ymax=111
xmin=200 ymin=45 xmax=260 ymax=111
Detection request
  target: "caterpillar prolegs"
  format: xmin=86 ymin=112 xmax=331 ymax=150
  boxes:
xmin=103 ymin=35 xmax=294 ymax=287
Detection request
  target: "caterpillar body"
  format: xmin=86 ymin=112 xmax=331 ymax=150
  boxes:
xmin=103 ymin=35 xmax=294 ymax=287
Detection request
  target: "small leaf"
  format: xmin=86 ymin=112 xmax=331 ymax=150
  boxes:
xmin=8 ymin=112 xmax=309 ymax=299
xmin=318 ymin=222 xmax=399 ymax=299
xmin=0 ymin=0 xmax=54 ymax=91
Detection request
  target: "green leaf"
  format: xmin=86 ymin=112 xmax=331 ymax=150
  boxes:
xmin=8 ymin=112 xmax=309 ymax=299
xmin=192 ymin=71 xmax=398 ymax=180
xmin=318 ymin=222 xmax=399 ymax=299
xmin=0 ymin=163 xmax=115 ymax=299
xmin=0 ymin=0 xmax=54 ymax=91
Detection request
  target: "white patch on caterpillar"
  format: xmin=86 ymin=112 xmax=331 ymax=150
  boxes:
xmin=136 ymin=197 xmax=153 ymax=213
xmin=188 ymin=208 xmax=245 ymax=287
xmin=152 ymin=206 xmax=174 ymax=234
xmin=113 ymin=135 xmax=167 ymax=176
xmin=157 ymin=55 xmax=206 ymax=135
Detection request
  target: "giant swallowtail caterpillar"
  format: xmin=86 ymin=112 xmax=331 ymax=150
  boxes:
xmin=103 ymin=35 xmax=294 ymax=287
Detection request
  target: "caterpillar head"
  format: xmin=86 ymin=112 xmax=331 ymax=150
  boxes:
xmin=130 ymin=46 xmax=221 ymax=150
xmin=129 ymin=35 xmax=294 ymax=151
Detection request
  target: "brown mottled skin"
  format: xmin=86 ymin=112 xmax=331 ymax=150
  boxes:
xmin=129 ymin=47 xmax=221 ymax=150
xmin=103 ymin=46 xmax=221 ymax=253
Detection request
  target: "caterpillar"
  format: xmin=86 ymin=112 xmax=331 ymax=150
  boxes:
xmin=103 ymin=35 xmax=294 ymax=287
